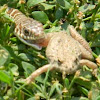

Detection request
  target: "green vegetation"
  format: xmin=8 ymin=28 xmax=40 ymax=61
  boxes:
xmin=0 ymin=0 xmax=100 ymax=100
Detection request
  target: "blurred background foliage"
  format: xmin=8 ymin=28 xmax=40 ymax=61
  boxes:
xmin=0 ymin=0 xmax=100 ymax=100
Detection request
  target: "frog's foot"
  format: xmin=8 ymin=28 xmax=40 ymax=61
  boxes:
xmin=25 ymin=64 xmax=55 ymax=84
xmin=62 ymin=71 xmax=66 ymax=79
xmin=79 ymin=59 xmax=97 ymax=76
xmin=68 ymin=25 xmax=92 ymax=54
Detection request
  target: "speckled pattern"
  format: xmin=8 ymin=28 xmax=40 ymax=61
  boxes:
xmin=46 ymin=30 xmax=97 ymax=75
xmin=46 ymin=31 xmax=81 ymax=75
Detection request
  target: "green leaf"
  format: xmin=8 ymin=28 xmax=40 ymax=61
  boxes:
xmin=0 ymin=24 xmax=10 ymax=44
xmin=32 ymin=11 xmax=49 ymax=24
xmin=17 ymin=90 xmax=25 ymax=100
xmin=0 ymin=70 xmax=11 ymax=85
xmin=22 ymin=61 xmax=36 ymax=77
xmin=93 ymin=21 xmax=100 ymax=31
xmin=22 ymin=61 xmax=46 ymax=83
xmin=71 ymin=97 xmax=89 ymax=100
xmin=18 ymin=53 xmax=33 ymax=61
xmin=85 ymin=22 xmax=94 ymax=29
xmin=11 ymin=44 xmax=26 ymax=51
xmin=80 ymin=97 xmax=89 ymax=100
xmin=55 ymin=8 xmax=63 ymax=20
xmin=64 ymin=78 xmax=69 ymax=89
xmin=40 ymin=3 xmax=55 ymax=10
xmin=36 ymin=92 xmax=46 ymax=99
xmin=56 ymin=0 xmax=71 ymax=10
xmin=95 ymin=47 xmax=100 ymax=55
xmin=0 ymin=45 xmax=10 ymax=67
xmin=71 ymin=97 xmax=80 ymax=100
xmin=8 ymin=63 xmax=19 ymax=76
xmin=96 ymin=96 xmax=100 ymax=100
xmin=91 ymin=34 xmax=100 ymax=47
xmin=56 ymin=83 xmax=62 ymax=95
xmin=77 ymin=86 xmax=88 ymax=96
xmin=79 ymin=4 xmax=95 ymax=13
xmin=75 ymin=78 xmax=92 ymax=89
xmin=49 ymin=83 xmax=56 ymax=97
xmin=3 ymin=14 xmax=14 ymax=22
xmin=27 ymin=0 xmax=46 ymax=8
xmin=0 ymin=96 xmax=4 ymax=100
xmin=96 ymin=12 xmax=100 ymax=18
xmin=91 ymin=83 xmax=100 ymax=100
xmin=27 ymin=97 xmax=35 ymax=100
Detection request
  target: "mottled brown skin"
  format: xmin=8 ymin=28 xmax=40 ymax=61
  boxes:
xmin=25 ymin=26 xmax=97 ymax=84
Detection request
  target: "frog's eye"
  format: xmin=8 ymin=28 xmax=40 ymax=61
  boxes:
xmin=24 ymin=29 xmax=29 ymax=36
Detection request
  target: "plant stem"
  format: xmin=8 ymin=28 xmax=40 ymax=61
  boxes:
xmin=90 ymin=2 xmax=100 ymax=22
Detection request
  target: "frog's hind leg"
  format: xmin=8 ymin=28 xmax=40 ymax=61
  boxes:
xmin=68 ymin=25 xmax=92 ymax=54
xmin=80 ymin=59 xmax=97 ymax=69
xmin=80 ymin=59 xmax=97 ymax=76
xmin=25 ymin=64 xmax=55 ymax=84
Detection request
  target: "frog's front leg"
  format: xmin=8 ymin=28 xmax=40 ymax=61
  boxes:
xmin=68 ymin=25 xmax=94 ymax=60
xmin=25 ymin=64 xmax=55 ymax=84
xmin=68 ymin=25 xmax=92 ymax=54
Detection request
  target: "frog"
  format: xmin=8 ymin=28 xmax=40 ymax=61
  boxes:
xmin=25 ymin=25 xmax=97 ymax=84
